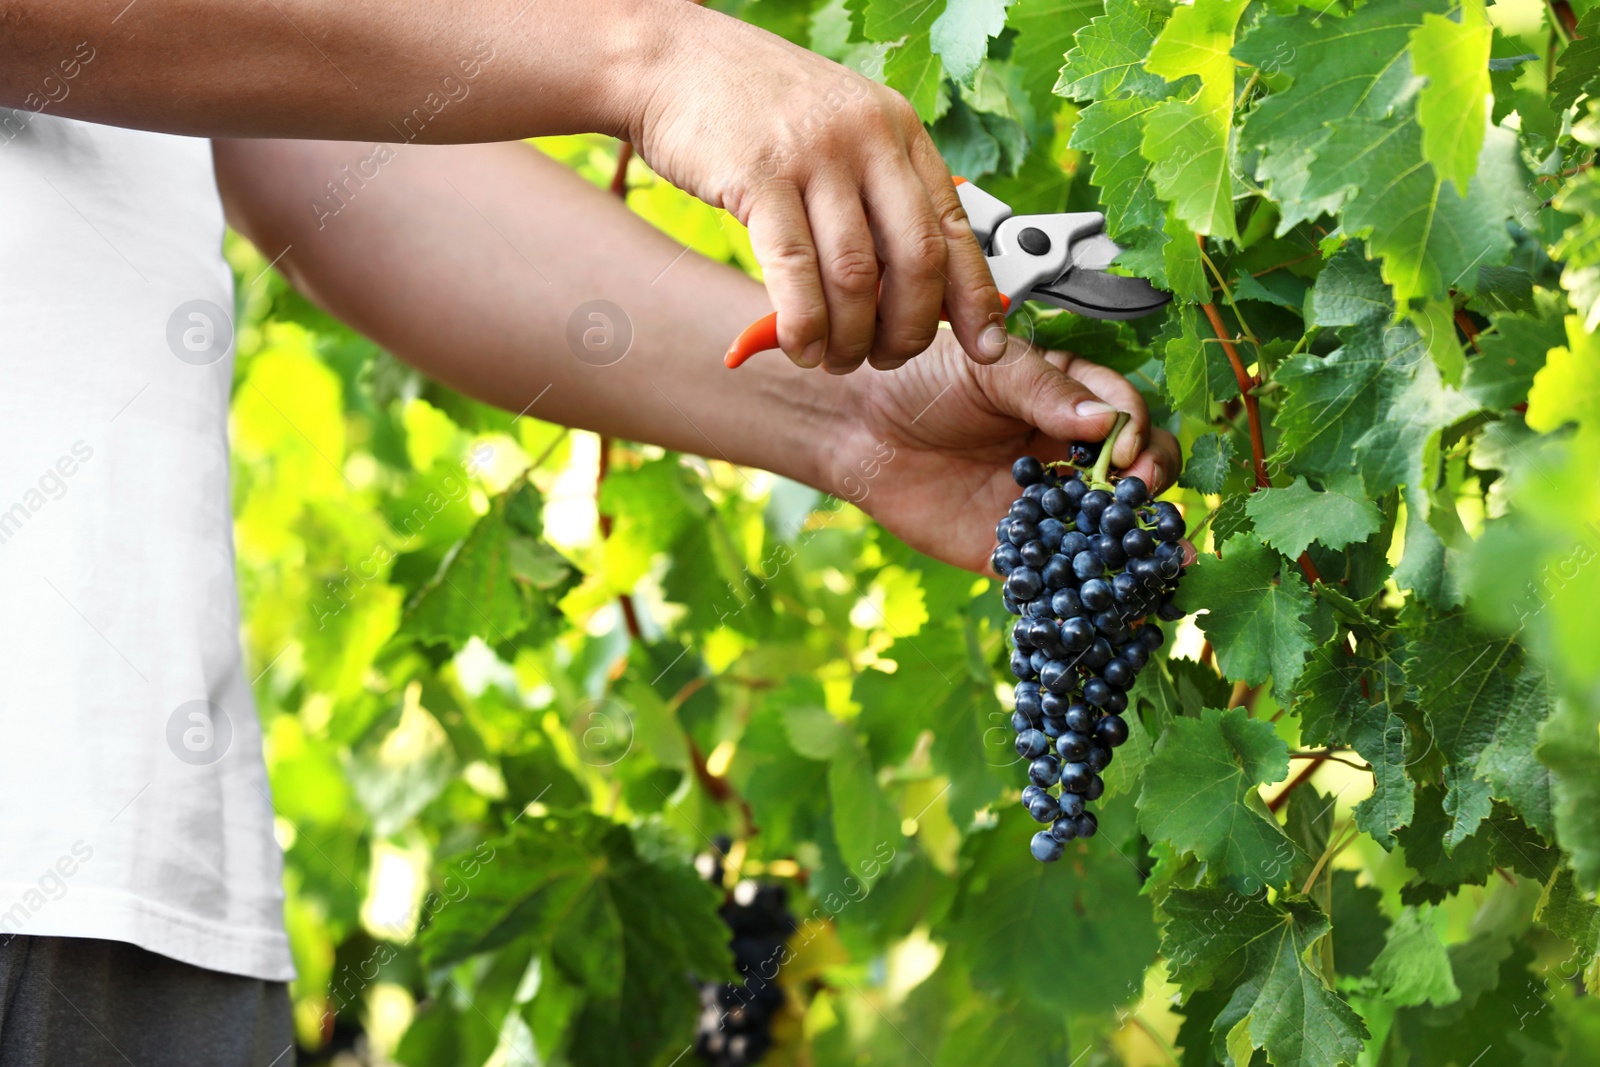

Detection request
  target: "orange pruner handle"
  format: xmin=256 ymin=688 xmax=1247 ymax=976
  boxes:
xmin=724 ymin=176 xmax=997 ymax=369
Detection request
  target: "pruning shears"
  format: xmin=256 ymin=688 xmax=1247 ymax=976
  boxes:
xmin=723 ymin=177 xmax=1170 ymax=368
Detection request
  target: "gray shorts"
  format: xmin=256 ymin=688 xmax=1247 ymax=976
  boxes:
xmin=0 ymin=935 xmax=295 ymax=1067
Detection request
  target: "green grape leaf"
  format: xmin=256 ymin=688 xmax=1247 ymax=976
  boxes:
xmin=1330 ymin=869 xmax=1390 ymax=980
xmin=1180 ymin=432 xmax=1238 ymax=493
xmin=1551 ymin=7 xmax=1600 ymax=111
xmin=1537 ymin=692 xmax=1600 ymax=891
xmin=1138 ymin=706 xmax=1301 ymax=892
xmin=886 ymin=29 xmax=954 ymax=122
xmin=1535 ymin=866 xmax=1600 ymax=972
xmin=1275 ymin=319 xmax=1477 ymax=497
xmin=930 ymin=0 xmax=1014 ymax=85
xmin=1158 ymin=303 xmax=1243 ymax=420
xmin=1235 ymin=0 xmax=1445 ymax=229
xmin=1054 ymin=0 xmax=1172 ymax=101
xmin=1403 ymin=609 xmax=1547 ymax=849
xmin=1462 ymin=311 xmax=1562 ymax=410
xmin=942 ymin=807 xmax=1159 ymax=1013
xmin=1008 ymin=0 xmax=1101 ymax=108
xmin=1555 ymin=171 xmax=1600 ymax=324
xmin=1394 ymin=786 xmax=1496 ymax=900
xmin=1161 ymin=889 xmax=1369 ymax=1067
xmin=864 ymin=0 xmax=944 ymax=39
xmin=1306 ymin=247 xmax=1394 ymax=330
xmin=1177 ymin=535 xmax=1316 ymax=690
xmin=1295 ymin=640 xmax=1415 ymax=847
xmin=1069 ymin=97 xmax=1167 ymax=237
xmin=1409 ymin=11 xmax=1492 ymax=195
xmin=1361 ymin=905 xmax=1461 ymax=1007
xmin=1141 ymin=0 xmax=1251 ymax=240
xmin=398 ymin=483 xmax=577 ymax=652
xmin=1245 ymin=476 xmax=1383 ymax=559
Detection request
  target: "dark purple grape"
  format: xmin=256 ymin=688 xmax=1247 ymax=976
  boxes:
xmin=997 ymin=518 xmax=1014 ymax=544
xmin=1028 ymin=756 xmax=1060 ymax=788
xmin=1081 ymin=638 xmax=1114 ymax=671
xmin=1051 ymin=588 xmax=1084 ymax=618
xmin=1064 ymin=479 xmax=1088 ymax=508
xmin=1156 ymin=510 xmax=1185 ymax=543
xmin=1100 ymin=502 xmax=1136 ymax=538
xmin=1104 ymin=658 xmax=1135 ymax=689
xmin=1096 ymin=714 xmax=1130 ymax=747
xmin=1073 ymin=509 xmax=1099 ymax=535
xmin=1031 ymin=830 xmax=1065 ymax=862
xmin=1083 ymin=774 xmax=1105 ymax=801
xmin=1060 ymin=616 xmax=1094 ymax=651
xmin=1114 ymin=477 xmax=1148 ymax=507
xmin=1112 ymin=572 xmax=1140 ymax=603
xmin=1017 ymin=729 xmax=1056 ymax=764
xmin=1049 ymin=817 xmax=1078 ymax=843
xmin=1012 ymin=618 xmax=1036 ymax=649
xmin=1056 ymin=731 xmax=1091 ymax=761
xmin=1105 ymin=689 xmax=1129 ymax=714
xmin=1080 ymin=578 xmax=1113 ymax=611
xmin=1010 ymin=650 xmax=1036 ymax=680
xmin=1057 ymin=791 xmax=1086 ymax=819
xmin=1041 ymin=486 xmax=1072 ymax=517
xmin=1060 ymin=531 xmax=1090 ymax=558
xmin=1014 ymin=683 xmax=1042 ymax=720
xmin=1043 ymin=555 xmax=1074 ymax=590
xmin=992 ymin=543 xmax=1022 ymax=576
xmin=1005 ymin=567 xmax=1043 ymax=601
xmin=1010 ymin=709 xmax=1032 ymax=733
xmin=1138 ymin=624 xmax=1165 ymax=650
xmin=1041 ymin=689 xmax=1070 ymax=718
xmin=1060 ymin=761 xmax=1094 ymax=794
xmin=1027 ymin=791 xmax=1061 ymax=823
xmin=1065 ymin=703 xmax=1097 ymax=735
xmin=1019 ymin=540 xmax=1050 ymax=569
xmin=1011 ymin=498 xmax=1045 ymax=524
xmin=1009 ymin=518 xmax=1040 ymax=544
xmin=1070 ymin=441 xmax=1099 ymax=466
xmin=1158 ymin=599 xmax=1185 ymax=621
xmin=1119 ymin=642 xmax=1150 ymax=670
xmin=1022 ymin=482 xmax=1048 ymax=502
xmin=1084 ymin=678 xmax=1112 ymax=707
xmin=1030 ymin=649 xmax=1050 ymax=674
xmin=1122 ymin=527 xmax=1155 ymax=558
xmin=1087 ymin=742 xmax=1112 ymax=771
xmin=1040 ymin=714 xmax=1066 ymax=739
xmin=1022 ymin=783 xmax=1044 ymax=807
xmin=1037 ymin=517 xmax=1067 ymax=549
xmin=1025 ymin=597 xmax=1054 ymax=618
xmin=1003 ymin=594 xmax=1021 ymax=615
xmin=1040 ymin=659 xmax=1075 ymax=694
xmin=1013 ymin=456 xmax=1045 ymax=487
xmin=1074 ymin=812 xmax=1099 ymax=838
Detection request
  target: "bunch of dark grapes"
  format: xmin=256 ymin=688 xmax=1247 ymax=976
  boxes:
xmin=992 ymin=439 xmax=1186 ymax=863
xmin=693 ymin=840 xmax=795 ymax=1067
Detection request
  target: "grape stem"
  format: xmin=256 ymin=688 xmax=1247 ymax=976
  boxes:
xmin=1088 ymin=410 xmax=1131 ymax=490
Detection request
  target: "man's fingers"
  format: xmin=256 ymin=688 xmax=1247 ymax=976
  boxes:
xmin=1115 ymin=428 xmax=1183 ymax=497
xmin=862 ymin=161 xmax=948 ymax=369
xmin=908 ymin=133 xmax=1006 ymax=364
xmin=746 ymin=187 xmax=827 ymax=368
xmin=806 ymin=179 xmax=879 ymax=370
xmin=1056 ymin=354 xmax=1151 ymax=467
xmin=978 ymin=349 xmax=1126 ymax=445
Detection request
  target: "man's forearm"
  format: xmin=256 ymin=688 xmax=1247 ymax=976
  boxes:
xmin=1 ymin=0 xmax=683 ymax=144
xmin=214 ymin=137 xmax=844 ymax=492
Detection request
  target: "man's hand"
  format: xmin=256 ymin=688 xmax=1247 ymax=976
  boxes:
xmin=828 ymin=331 xmax=1184 ymax=573
xmin=633 ymin=6 xmax=1007 ymax=374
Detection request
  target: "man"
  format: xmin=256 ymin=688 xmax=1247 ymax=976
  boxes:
xmin=0 ymin=1 xmax=1180 ymax=1062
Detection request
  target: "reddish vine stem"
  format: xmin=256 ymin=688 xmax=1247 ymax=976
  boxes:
xmin=596 ymin=435 xmax=644 ymax=640
xmin=1267 ymin=756 xmax=1324 ymax=813
xmin=1454 ymin=309 xmax=1482 ymax=352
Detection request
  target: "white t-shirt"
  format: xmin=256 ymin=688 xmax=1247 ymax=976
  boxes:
xmin=0 ymin=112 xmax=292 ymax=981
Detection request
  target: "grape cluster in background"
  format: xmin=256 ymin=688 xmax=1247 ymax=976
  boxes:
xmin=993 ymin=430 xmax=1186 ymax=863
xmin=693 ymin=839 xmax=795 ymax=1067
